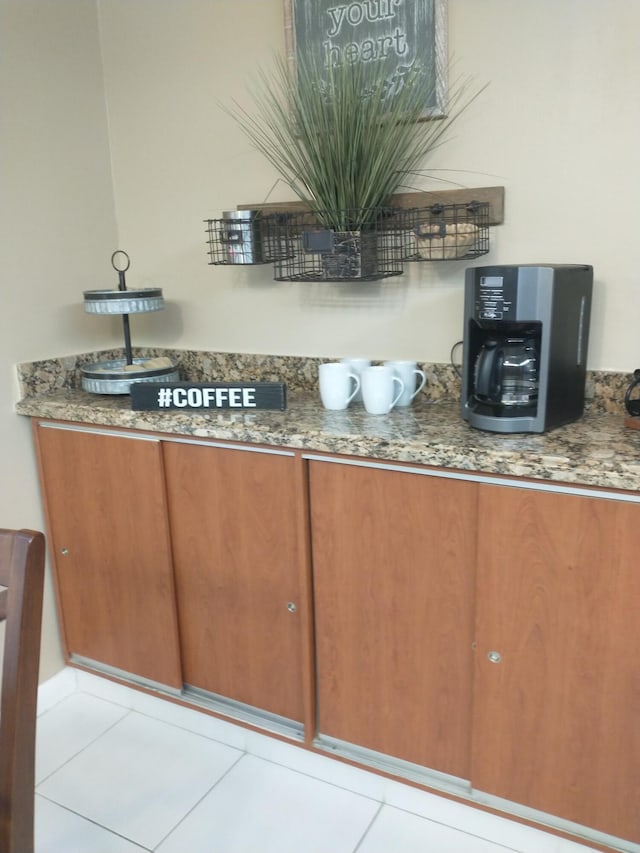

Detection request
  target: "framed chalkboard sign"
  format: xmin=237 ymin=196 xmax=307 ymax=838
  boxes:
xmin=283 ymin=0 xmax=448 ymax=118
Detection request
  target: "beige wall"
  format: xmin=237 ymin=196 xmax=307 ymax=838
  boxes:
xmin=97 ymin=0 xmax=640 ymax=369
xmin=1 ymin=0 xmax=118 ymax=677
xmin=3 ymin=0 xmax=640 ymax=679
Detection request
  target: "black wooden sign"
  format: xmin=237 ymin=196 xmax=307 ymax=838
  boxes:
xmin=130 ymin=382 xmax=286 ymax=412
xmin=284 ymin=0 xmax=447 ymax=118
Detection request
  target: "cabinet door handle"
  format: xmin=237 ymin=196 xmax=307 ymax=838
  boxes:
xmin=61 ymin=547 xmax=69 ymax=556
xmin=286 ymin=602 xmax=297 ymax=613
xmin=487 ymin=650 xmax=502 ymax=663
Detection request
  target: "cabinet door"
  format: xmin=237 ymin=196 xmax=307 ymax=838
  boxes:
xmin=473 ymin=484 xmax=640 ymax=842
xmin=35 ymin=423 xmax=182 ymax=689
xmin=310 ymin=460 xmax=477 ymax=780
xmin=163 ymin=441 xmax=305 ymax=723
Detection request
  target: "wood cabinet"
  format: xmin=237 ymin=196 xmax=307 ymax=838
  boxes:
xmin=309 ymin=460 xmax=640 ymax=844
xmin=32 ymin=418 xmax=640 ymax=848
xmin=34 ymin=422 xmax=182 ymax=689
xmin=163 ymin=440 xmax=307 ymax=723
xmin=472 ymin=484 xmax=640 ymax=843
xmin=309 ymin=458 xmax=477 ymax=780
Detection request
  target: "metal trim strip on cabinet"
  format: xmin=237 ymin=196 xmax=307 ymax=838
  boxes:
xmin=183 ymin=684 xmax=304 ymax=741
xmin=69 ymin=658 xmax=304 ymax=741
xmin=314 ymin=733 xmax=470 ymax=797
xmin=70 ymin=655 xmax=182 ymax=697
xmin=38 ymin=422 xmax=161 ymax=442
xmin=472 ymin=788 xmax=640 ymax=853
xmin=302 ymin=453 xmax=640 ymax=504
xmin=155 ymin=436 xmax=295 ymax=456
xmin=38 ymin=421 xmax=295 ymax=456
xmin=315 ymin=731 xmax=639 ymax=852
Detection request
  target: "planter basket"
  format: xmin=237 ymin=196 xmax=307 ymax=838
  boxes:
xmin=205 ymin=211 xmax=293 ymax=265
xmin=268 ymin=209 xmax=404 ymax=282
xmin=205 ymin=202 xmax=490 ymax=278
xmin=398 ymin=201 xmax=490 ymax=261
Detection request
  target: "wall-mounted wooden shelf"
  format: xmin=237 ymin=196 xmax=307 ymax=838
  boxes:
xmin=238 ymin=185 xmax=505 ymax=226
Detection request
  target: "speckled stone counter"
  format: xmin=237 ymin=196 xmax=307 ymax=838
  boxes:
xmin=15 ymin=349 xmax=640 ymax=492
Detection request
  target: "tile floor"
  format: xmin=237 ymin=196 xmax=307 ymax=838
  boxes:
xmin=35 ymin=669 xmax=603 ymax=853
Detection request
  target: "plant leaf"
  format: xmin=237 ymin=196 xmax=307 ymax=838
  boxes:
xmin=220 ymin=54 xmax=487 ymax=231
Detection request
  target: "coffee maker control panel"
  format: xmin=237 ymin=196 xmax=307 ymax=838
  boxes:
xmin=476 ymin=273 xmax=517 ymax=321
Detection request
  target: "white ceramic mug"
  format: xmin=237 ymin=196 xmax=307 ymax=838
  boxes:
xmin=340 ymin=357 xmax=371 ymax=402
xmin=384 ymin=360 xmax=426 ymax=407
xmin=361 ymin=365 xmax=405 ymax=415
xmin=319 ymin=362 xmax=361 ymax=410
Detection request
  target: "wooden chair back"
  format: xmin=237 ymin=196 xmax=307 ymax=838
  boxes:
xmin=0 ymin=529 xmax=45 ymax=853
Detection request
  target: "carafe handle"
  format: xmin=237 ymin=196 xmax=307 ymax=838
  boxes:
xmin=475 ymin=344 xmax=502 ymax=401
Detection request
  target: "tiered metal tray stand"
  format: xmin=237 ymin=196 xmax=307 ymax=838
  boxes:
xmin=81 ymin=251 xmax=179 ymax=394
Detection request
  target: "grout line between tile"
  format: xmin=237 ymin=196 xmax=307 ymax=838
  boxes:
xmin=352 ymin=798 xmax=522 ymax=853
xmin=36 ymin=792 xmax=153 ymax=852
xmin=151 ymin=750 xmax=247 ymax=851
xmin=235 ymin=750 xmax=383 ymax=804
xmin=36 ymin=707 xmax=134 ymax=787
xmin=123 ymin=705 xmax=247 ymax=752
xmin=351 ymin=801 xmax=384 ymax=853
xmin=49 ymin=676 xmax=602 ymax=853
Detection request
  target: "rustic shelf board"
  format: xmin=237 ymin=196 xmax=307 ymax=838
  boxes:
xmin=238 ymin=186 xmax=505 ymax=226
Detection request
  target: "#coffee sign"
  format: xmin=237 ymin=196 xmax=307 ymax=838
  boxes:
xmin=130 ymin=382 xmax=286 ymax=412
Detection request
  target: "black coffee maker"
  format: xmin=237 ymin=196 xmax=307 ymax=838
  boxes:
xmin=461 ymin=264 xmax=593 ymax=433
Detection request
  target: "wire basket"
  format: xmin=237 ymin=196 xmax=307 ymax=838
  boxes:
xmin=268 ymin=209 xmax=405 ymax=282
xmin=205 ymin=210 xmax=293 ymax=265
xmin=398 ymin=201 xmax=490 ymax=261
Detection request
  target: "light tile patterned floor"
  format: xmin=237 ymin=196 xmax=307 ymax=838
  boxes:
xmin=34 ymin=670 xmax=603 ymax=853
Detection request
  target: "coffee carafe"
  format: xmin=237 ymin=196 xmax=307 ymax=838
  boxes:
xmin=461 ymin=264 xmax=593 ymax=433
xmin=473 ymin=335 xmax=539 ymax=409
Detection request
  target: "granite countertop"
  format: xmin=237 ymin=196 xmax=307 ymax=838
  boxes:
xmin=16 ymin=385 xmax=640 ymax=493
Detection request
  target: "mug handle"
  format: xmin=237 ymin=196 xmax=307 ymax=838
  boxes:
xmin=346 ymin=372 xmax=361 ymax=405
xmin=411 ymin=369 xmax=427 ymax=401
xmin=389 ymin=376 xmax=405 ymax=410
